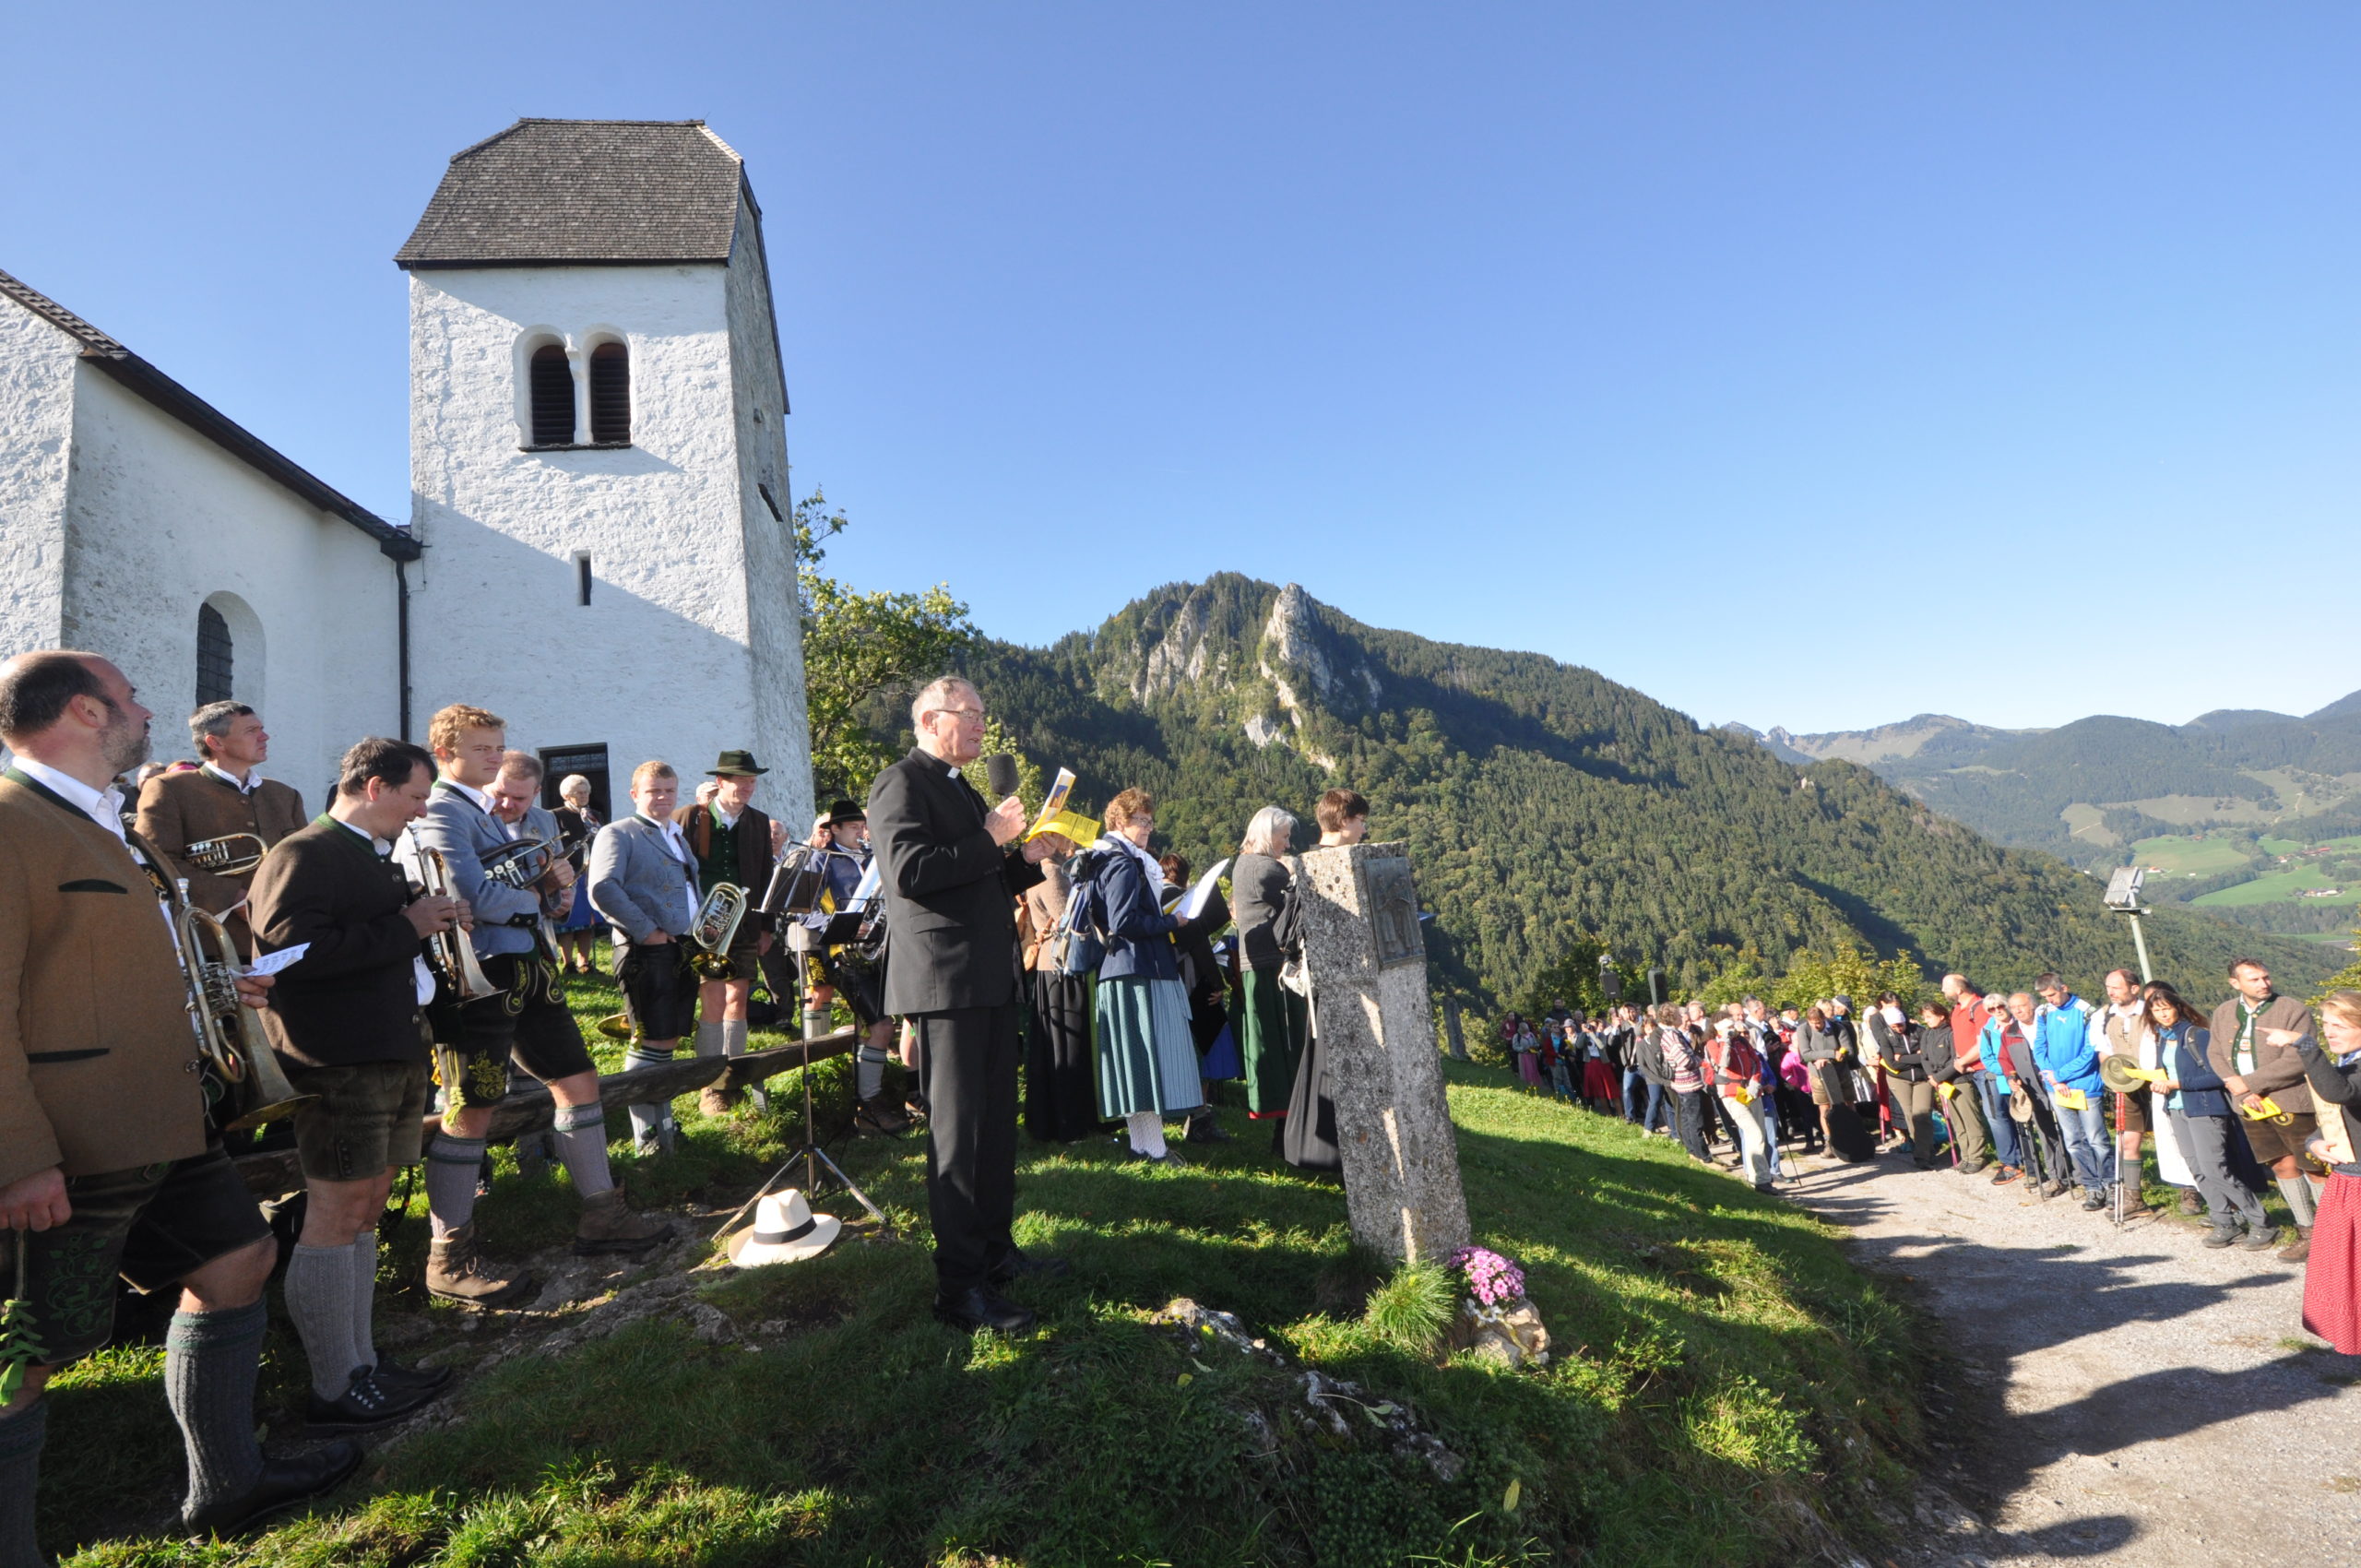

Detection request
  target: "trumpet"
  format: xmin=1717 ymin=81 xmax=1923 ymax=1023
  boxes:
xmin=172 ymin=898 xmax=314 ymax=1131
xmin=184 ymin=832 xmax=266 ymax=875
xmin=687 ymin=883 xmax=749 ymax=980
xmin=2099 ymin=1055 xmax=2167 ymax=1096
xmin=414 ymin=843 xmax=504 ymax=1006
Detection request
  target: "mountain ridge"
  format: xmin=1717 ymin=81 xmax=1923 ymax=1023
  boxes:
xmin=927 ymin=575 xmax=2342 ymax=1011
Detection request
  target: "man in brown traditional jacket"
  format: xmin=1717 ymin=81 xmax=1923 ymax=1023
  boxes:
xmin=135 ymin=701 xmax=306 ymax=953
xmin=0 ymin=651 xmax=354 ymax=1552
xmin=2213 ymin=957 xmax=2321 ymax=1262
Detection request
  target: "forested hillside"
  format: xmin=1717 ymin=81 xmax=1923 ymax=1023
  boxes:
xmin=924 ymin=576 xmax=2341 ymax=1013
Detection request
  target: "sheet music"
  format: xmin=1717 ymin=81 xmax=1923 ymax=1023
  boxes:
xmin=1029 ymin=768 xmax=1074 ymax=832
xmin=1178 ymin=857 xmax=1230 ymax=922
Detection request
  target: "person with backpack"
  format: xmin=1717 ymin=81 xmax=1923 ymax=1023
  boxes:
xmin=1020 ymin=837 xmax=1097 ymax=1143
xmin=1085 ymin=788 xmax=1215 ymax=1163
xmin=1707 ymin=1017 xmax=1775 ymax=1191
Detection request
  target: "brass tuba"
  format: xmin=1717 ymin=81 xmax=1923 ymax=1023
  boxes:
xmin=173 ymin=900 xmax=314 ymax=1131
xmin=687 ymin=883 xmax=749 ymax=979
xmin=414 ymin=843 xmax=504 ymax=1005
xmin=2099 ymin=1054 xmax=2165 ymax=1096
xmin=184 ymin=833 xmax=267 ymax=875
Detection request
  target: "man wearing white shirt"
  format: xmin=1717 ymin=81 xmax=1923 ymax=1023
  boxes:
xmin=136 ymin=702 xmax=306 ymax=953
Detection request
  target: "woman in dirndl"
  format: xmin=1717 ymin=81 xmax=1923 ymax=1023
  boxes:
xmin=552 ymin=774 xmax=605 ymax=975
xmin=1092 ymin=788 xmax=1206 ymax=1164
xmin=1229 ymin=806 xmax=1305 ymax=1138
xmin=2296 ymin=989 xmax=2361 ymax=1353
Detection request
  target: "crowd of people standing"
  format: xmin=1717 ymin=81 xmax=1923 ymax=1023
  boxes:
xmin=1497 ymin=964 xmax=2361 ymax=1354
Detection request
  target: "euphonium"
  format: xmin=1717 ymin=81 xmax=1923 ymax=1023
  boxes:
xmin=2099 ymin=1054 xmax=2166 ymax=1096
xmin=416 ymin=845 xmax=504 ymax=1005
xmin=184 ymin=832 xmax=266 ymax=875
xmin=687 ymin=883 xmax=749 ymax=979
xmin=173 ymin=901 xmax=314 ymax=1131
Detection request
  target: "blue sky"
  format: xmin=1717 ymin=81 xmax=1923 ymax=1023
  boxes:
xmin=6 ymin=4 xmax=2355 ymax=732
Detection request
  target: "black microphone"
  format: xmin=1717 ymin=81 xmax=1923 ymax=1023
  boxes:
xmin=985 ymin=754 xmax=1019 ymax=800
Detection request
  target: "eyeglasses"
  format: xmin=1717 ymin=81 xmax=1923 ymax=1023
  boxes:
xmin=930 ymin=707 xmax=987 ymax=724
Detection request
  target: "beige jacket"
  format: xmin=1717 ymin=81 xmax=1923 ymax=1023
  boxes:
xmin=135 ymin=767 xmax=305 ymax=947
xmin=0 ymin=771 xmax=209 ymax=1186
xmin=2209 ymin=992 xmax=2317 ymax=1113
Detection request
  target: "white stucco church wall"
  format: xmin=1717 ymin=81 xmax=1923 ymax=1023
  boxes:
xmin=402 ymin=250 xmax=806 ymax=816
xmin=0 ymin=279 xmax=406 ymax=796
xmin=2 ymin=117 xmax=811 ymax=830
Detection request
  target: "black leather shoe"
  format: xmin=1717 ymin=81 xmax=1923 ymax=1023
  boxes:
xmin=181 ymin=1440 xmax=362 ymax=1536
xmin=932 ymin=1286 xmax=1037 ymax=1334
xmin=1183 ymin=1113 xmax=1233 ymax=1145
xmin=305 ymin=1366 xmax=439 ymax=1435
xmin=989 ymin=1249 xmax=1073 ymax=1286
xmin=368 ymin=1356 xmax=455 ymax=1395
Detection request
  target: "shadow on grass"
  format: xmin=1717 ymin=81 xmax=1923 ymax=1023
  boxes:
xmin=44 ymin=1060 xmax=1928 ymax=1568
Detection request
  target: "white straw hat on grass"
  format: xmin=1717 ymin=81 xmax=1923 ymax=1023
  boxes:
xmin=722 ymin=1189 xmax=841 ymax=1266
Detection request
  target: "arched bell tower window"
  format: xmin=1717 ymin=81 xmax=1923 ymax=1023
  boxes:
xmin=196 ymin=602 xmax=233 ymax=704
xmin=528 ymin=345 xmax=576 ymax=446
xmin=588 ymin=341 xmax=631 ymax=445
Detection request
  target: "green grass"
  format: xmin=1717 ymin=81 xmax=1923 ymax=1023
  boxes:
xmin=2130 ymin=834 xmax=2251 ymax=878
xmin=2193 ymin=864 xmax=2361 ymax=908
xmin=39 ymin=966 xmax=1926 ymax=1568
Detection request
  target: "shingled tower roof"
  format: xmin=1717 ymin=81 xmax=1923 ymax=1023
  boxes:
xmin=396 ymin=119 xmax=751 ymax=268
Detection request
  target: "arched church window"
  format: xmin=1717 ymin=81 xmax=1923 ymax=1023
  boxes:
xmin=196 ymin=602 xmax=233 ymax=704
xmin=588 ymin=342 xmax=631 ymax=445
xmin=528 ymin=345 xmax=575 ymax=446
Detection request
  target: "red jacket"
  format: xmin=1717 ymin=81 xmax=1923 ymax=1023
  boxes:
xmin=1950 ymin=997 xmax=1989 ymax=1072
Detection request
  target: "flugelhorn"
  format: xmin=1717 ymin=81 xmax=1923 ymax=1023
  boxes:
xmin=481 ymin=836 xmax=560 ymax=890
xmin=2099 ymin=1055 xmax=2166 ymax=1096
xmin=687 ymin=883 xmax=749 ymax=979
xmin=414 ymin=843 xmax=504 ymax=1005
xmin=173 ymin=899 xmax=314 ymax=1131
xmin=184 ymin=832 xmax=266 ymax=875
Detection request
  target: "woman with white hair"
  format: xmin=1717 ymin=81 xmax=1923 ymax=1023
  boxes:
xmin=1231 ymin=804 xmax=1305 ymax=1134
xmin=552 ymin=773 xmax=605 ymax=975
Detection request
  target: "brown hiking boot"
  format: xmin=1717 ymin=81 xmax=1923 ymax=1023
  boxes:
xmin=855 ymin=1095 xmax=913 ymax=1136
xmin=426 ymin=1223 xmax=535 ymax=1307
xmin=2178 ymin=1189 xmax=2202 ymax=1216
xmin=698 ymin=1085 xmax=735 ymax=1117
xmin=574 ymin=1187 xmax=675 ymax=1255
xmin=2278 ymin=1227 xmax=2312 ymax=1265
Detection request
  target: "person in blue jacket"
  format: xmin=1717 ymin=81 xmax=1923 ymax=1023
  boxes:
xmin=2034 ymin=974 xmax=2116 ymax=1207
xmin=1086 ymin=788 xmax=1217 ymax=1163
xmin=2144 ymin=980 xmax=2273 ymax=1248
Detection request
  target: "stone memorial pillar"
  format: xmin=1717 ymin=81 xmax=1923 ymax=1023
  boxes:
xmin=1295 ymin=841 xmax=1472 ymax=1263
xmin=1442 ymin=997 xmax=1468 ymax=1062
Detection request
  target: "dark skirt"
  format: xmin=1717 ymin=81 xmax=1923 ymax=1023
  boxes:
xmin=1095 ymin=975 xmax=1204 ymax=1118
xmin=1025 ymin=970 xmax=1098 ymax=1142
xmin=1282 ymin=998 xmax=1342 ymax=1172
xmin=1239 ymin=968 xmax=1305 ymax=1115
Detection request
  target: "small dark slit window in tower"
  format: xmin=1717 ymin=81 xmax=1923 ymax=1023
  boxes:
xmin=589 ymin=342 xmax=631 ymax=444
xmin=528 ymin=346 xmax=575 ymax=445
xmin=196 ymin=603 xmax=233 ymax=704
xmin=575 ymin=553 xmax=593 ymax=607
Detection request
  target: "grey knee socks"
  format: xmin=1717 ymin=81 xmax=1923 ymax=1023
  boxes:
xmin=164 ymin=1300 xmax=266 ymax=1522
xmin=0 ymin=1402 xmax=44 ymax=1568
xmin=283 ymin=1241 xmax=362 ymax=1400
xmin=803 ymin=1004 xmax=832 ymax=1041
xmin=857 ymin=1042 xmax=889 ymax=1102
xmin=350 ymin=1229 xmax=379 ymax=1374
xmin=623 ymin=1044 xmax=674 ymax=1146
xmin=694 ymin=1021 xmax=724 ymax=1059
xmin=552 ymin=1102 xmax=615 ymax=1198
xmin=424 ymin=1133 xmax=488 ymax=1240
xmin=723 ymin=1020 xmax=747 ymax=1058
xmin=2277 ymin=1175 xmax=2319 ymax=1230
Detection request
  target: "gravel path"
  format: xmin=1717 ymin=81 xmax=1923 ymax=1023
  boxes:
xmin=1782 ymin=1151 xmax=2361 ymax=1567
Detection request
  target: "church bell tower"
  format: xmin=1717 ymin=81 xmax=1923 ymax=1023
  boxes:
xmin=397 ymin=118 xmax=808 ymax=826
